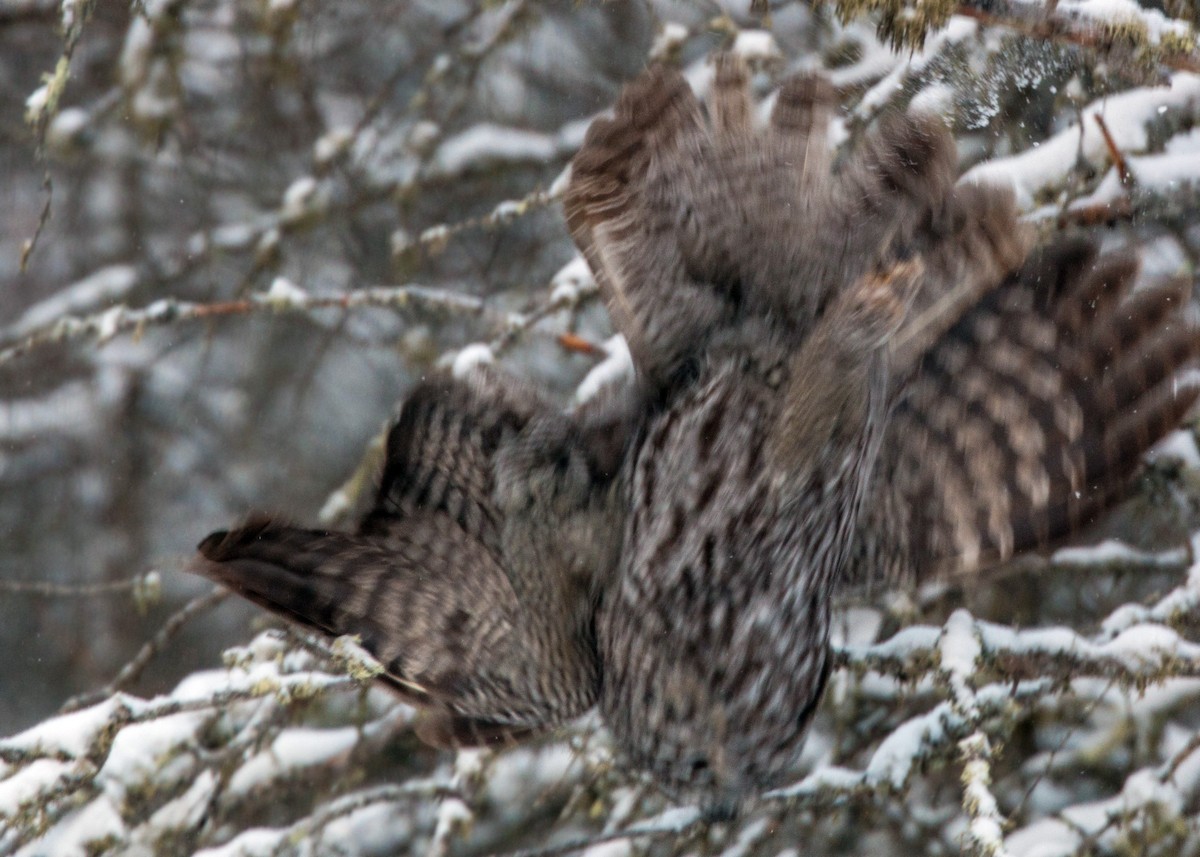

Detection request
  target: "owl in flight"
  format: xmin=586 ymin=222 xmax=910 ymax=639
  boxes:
xmin=191 ymin=55 xmax=1199 ymax=804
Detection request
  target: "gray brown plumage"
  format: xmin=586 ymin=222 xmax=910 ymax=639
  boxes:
xmin=847 ymin=240 xmax=1199 ymax=587
xmin=191 ymin=366 xmax=635 ymax=746
xmin=564 ymin=56 xmax=1199 ymax=804
xmin=194 ymin=55 xmax=1198 ymax=804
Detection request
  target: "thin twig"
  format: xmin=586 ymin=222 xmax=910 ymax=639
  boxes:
xmin=0 ymin=571 xmax=154 ymax=597
xmin=1093 ymin=113 xmax=1134 ymax=187
xmin=58 ymin=588 xmax=228 ymax=714
xmin=0 ymin=283 xmax=490 ymax=367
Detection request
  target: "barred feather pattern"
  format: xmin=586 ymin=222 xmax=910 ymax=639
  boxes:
xmin=192 ymin=366 xmax=635 ymax=747
xmin=191 ymin=55 xmax=1199 ymax=796
xmin=600 ymin=277 xmax=912 ymax=802
xmin=846 ymin=240 xmax=1200 ymax=587
xmin=567 ymin=57 xmax=1198 ymax=802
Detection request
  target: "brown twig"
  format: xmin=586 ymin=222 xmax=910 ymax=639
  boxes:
xmin=58 ymin=588 xmax=228 ymax=714
xmin=1093 ymin=113 xmax=1135 ymax=187
xmin=557 ymin=331 xmax=604 ymax=356
xmin=0 ymin=283 xmax=491 ymax=367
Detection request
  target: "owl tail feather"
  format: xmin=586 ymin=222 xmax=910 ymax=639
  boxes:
xmin=191 ymin=516 xmax=363 ymax=642
xmin=190 ymin=515 xmax=592 ymax=745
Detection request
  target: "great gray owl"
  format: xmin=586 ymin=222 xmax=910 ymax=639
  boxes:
xmin=192 ymin=55 xmax=1199 ymax=805
xmin=565 ymin=55 xmax=1199 ymax=803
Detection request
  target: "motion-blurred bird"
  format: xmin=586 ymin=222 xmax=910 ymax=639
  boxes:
xmin=193 ymin=55 xmax=1199 ymax=807
xmin=564 ymin=55 xmax=1199 ymax=804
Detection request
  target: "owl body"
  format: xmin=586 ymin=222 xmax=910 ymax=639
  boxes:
xmin=568 ymin=56 xmax=1199 ymax=802
xmin=601 ymin=351 xmax=826 ymax=796
xmin=597 ymin=258 xmax=917 ymax=799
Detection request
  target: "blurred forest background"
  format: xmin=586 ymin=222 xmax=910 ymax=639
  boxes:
xmin=3 ymin=0 xmax=1200 ymax=855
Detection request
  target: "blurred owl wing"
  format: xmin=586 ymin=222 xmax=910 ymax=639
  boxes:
xmin=565 ymin=56 xmax=1025 ymax=385
xmin=190 ymin=516 xmax=550 ymax=729
xmin=885 ymin=179 xmax=1033 ymax=374
xmin=565 ymin=64 xmax=732 ymax=389
xmin=845 ymin=238 xmax=1200 ymax=588
xmin=191 ymin=371 xmax=604 ymax=743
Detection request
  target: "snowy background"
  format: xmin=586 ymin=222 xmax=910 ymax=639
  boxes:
xmin=2 ymin=0 xmax=1200 ymax=854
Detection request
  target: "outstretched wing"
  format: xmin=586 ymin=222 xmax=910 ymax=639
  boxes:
xmin=192 ymin=516 xmax=530 ymax=720
xmin=564 ymin=55 xmax=1029 ymax=389
xmin=846 ymin=238 xmax=1200 ymax=588
xmin=565 ymin=63 xmax=733 ymax=389
xmin=190 ymin=371 xmax=603 ymax=744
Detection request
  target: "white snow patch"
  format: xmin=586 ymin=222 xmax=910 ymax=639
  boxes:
xmin=25 ymin=82 xmax=51 ymax=121
xmin=1129 ymin=151 xmax=1200 ymax=191
xmin=12 ymin=265 xmax=138 ymax=336
xmin=732 ymin=30 xmax=782 ymax=62
xmin=319 ymin=801 xmax=412 ymax=855
xmin=1103 ymin=623 xmax=1189 ymax=665
xmin=841 ymin=623 xmax=941 ymax=663
xmin=139 ymin=769 xmax=216 ymax=834
xmin=192 ymin=827 xmax=282 ymax=857
xmin=98 ymin=711 xmax=207 ymax=792
xmin=1052 ymin=539 xmax=1188 ymax=567
xmin=940 ymin=609 xmax=981 ymax=679
xmin=484 ymin=744 xmax=579 ymax=804
xmin=1146 ymin=429 xmax=1200 ymax=469
xmin=867 ymin=704 xmax=948 ymax=788
xmin=432 ymin=796 xmax=473 ymax=841
xmin=581 ymin=840 xmax=633 ymax=857
xmin=46 ymin=107 xmax=90 ymax=150
xmin=263 ymin=276 xmax=308 ymax=306
xmin=649 ymin=22 xmax=689 ymax=62
xmin=909 ymin=82 xmax=956 ymax=115
xmin=1053 ymin=0 xmax=1192 ymax=42
xmin=1070 ymin=149 xmax=1200 ymax=213
xmin=575 ymin=335 xmax=633 ymax=403
xmin=228 ymin=727 xmax=358 ymax=795
xmin=550 ymin=255 xmax=594 ymax=303
xmin=119 ymin=17 xmax=154 ymax=86
xmin=18 ymin=794 xmax=126 ymax=857
xmin=549 ymin=163 xmax=574 ymax=198
xmin=1005 ymin=817 xmax=1081 ymax=857
xmin=767 ymin=764 xmax=868 ymax=799
xmin=0 ymin=758 xmax=74 ymax=818
xmin=627 ymin=805 xmax=702 ymax=834
xmin=1164 ymin=126 xmax=1200 ymax=155
xmin=857 ymin=17 xmax=976 ymax=115
xmin=555 ymin=118 xmax=592 ymax=153
xmin=1120 ymin=768 xmax=1182 ymax=817
xmin=832 ymin=606 xmax=883 ymax=647
xmin=318 ymin=487 xmax=353 ymax=523
xmin=451 ymin=343 xmax=495 ymax=378
xmin=432 ymin=125 xmax=557 ymax=175
xmin=965 ymin=74 xmax=1200 ymax=208
xmin=826 ymin=23 xmax=910 ymax=89
xmin=1053 ymin=765 xmax=1185 ymax=840
xmin=314 ymin=127 xmax=353 ymax=165
xmin=0 ymin=381 xmax=96 ymax=442
xmin=2 ymin=696 xmax=128 ymax=759
xmin=280 ymin=175 xmax=326 ymax=222
xmin=210 ymin=222 xmax=259 ymax=251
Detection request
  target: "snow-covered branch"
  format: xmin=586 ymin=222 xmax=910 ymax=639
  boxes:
xmin=0 ymin=280 xmax=486 ymax=367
